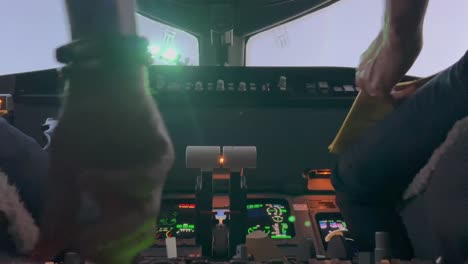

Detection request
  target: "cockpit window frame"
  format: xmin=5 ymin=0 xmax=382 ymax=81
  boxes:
xmin=137 ymin=11 xmax=201 ymax=38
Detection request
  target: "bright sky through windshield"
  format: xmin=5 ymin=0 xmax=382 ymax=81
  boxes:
xmin=247 ymin=0 xmax=468 ymax=77
xmin=0 ymin=0 xmax=199 ymax=75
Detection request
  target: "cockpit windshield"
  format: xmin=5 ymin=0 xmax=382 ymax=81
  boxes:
xmin=0 ymin=0 xmax=199 ymax=75
xmin=246 ymin=0 xmax=468 ymax=76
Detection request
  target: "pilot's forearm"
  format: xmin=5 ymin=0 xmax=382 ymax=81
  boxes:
xmin=355 ymin=1 xmax=430 ymax=101
xmin=384 ymin=0 xmax=429 ymax=40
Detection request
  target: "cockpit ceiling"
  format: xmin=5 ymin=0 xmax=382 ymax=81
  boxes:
xmin=137 ymin=0 xmax=339 ymax=36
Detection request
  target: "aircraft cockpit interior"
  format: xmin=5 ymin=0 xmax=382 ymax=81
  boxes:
xmin=0 ymin=0 xmax=467 ymax=263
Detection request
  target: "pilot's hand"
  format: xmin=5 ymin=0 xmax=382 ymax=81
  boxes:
xmin=356 ymin=29 xmax=423 ymax=102
xmin=390 ymin=74 xmax=437 ymax=104
xmin=32 ymin=65 xmax=174 ymax=264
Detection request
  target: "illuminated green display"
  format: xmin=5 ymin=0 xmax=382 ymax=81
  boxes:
xmin=156 ymin=202 xmax=196 ymax=240
xmin=157 ymin=200 xmax=296 ymax=242
xmin=246 ymin=200 xmax=295 ymax=239
xmin=271 ymin=235 xmax=292 ymax=239
xmin=246 ymin=204 xmax=264 ymax=209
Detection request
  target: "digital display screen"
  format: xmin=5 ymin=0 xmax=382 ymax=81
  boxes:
xmin=157 ymin=199 xmax=296 ymax=240
xmin=245 ymin=199 xmax=295 ymax=239
xmin=315 ymin=212 xmax=347 ymax=247
xmin=156 ymin=200 xmax=196 ymax=240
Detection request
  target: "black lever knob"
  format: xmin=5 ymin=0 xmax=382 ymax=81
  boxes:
xmin=296 ymin=237 xmax=316 ymax=263
xmin=326 ymin=231 xmax=353 ymax=260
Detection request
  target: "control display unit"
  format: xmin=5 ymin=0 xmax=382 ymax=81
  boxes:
xmin=245 ymin=199 xmax=296 ymax=239
xmin=315 ymin=212 xmax=347 ymax=246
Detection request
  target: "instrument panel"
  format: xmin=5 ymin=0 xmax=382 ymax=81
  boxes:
xmin=148 ymin=194 xmax=346 ymax=258
xmin=155 ymin=199 xmax=297 ymax=241
xmin=7 ymin=66 xmax=367 ymax=195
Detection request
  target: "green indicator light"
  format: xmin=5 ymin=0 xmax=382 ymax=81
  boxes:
xmin=271 ymin=235 xmax=292 ymax=239
xmin=176 ymin=224 xmax=182 ymax=228
xmin=189 ymin=225 xmax=195 ymax=229
xmin=163 ymin=48 xmax=178 ymax=61
xmin=183 ymin=224 xmax=188 ymax=228
xmin=265 ymin=226 xmax=270 ymax=229
xmin=304 ymin=221 xmax=312 ymax=227
xmin=281 ymin=209 xmax=287 ymax=213
xmin=288 ymin=215 xmax=296 ymax=223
